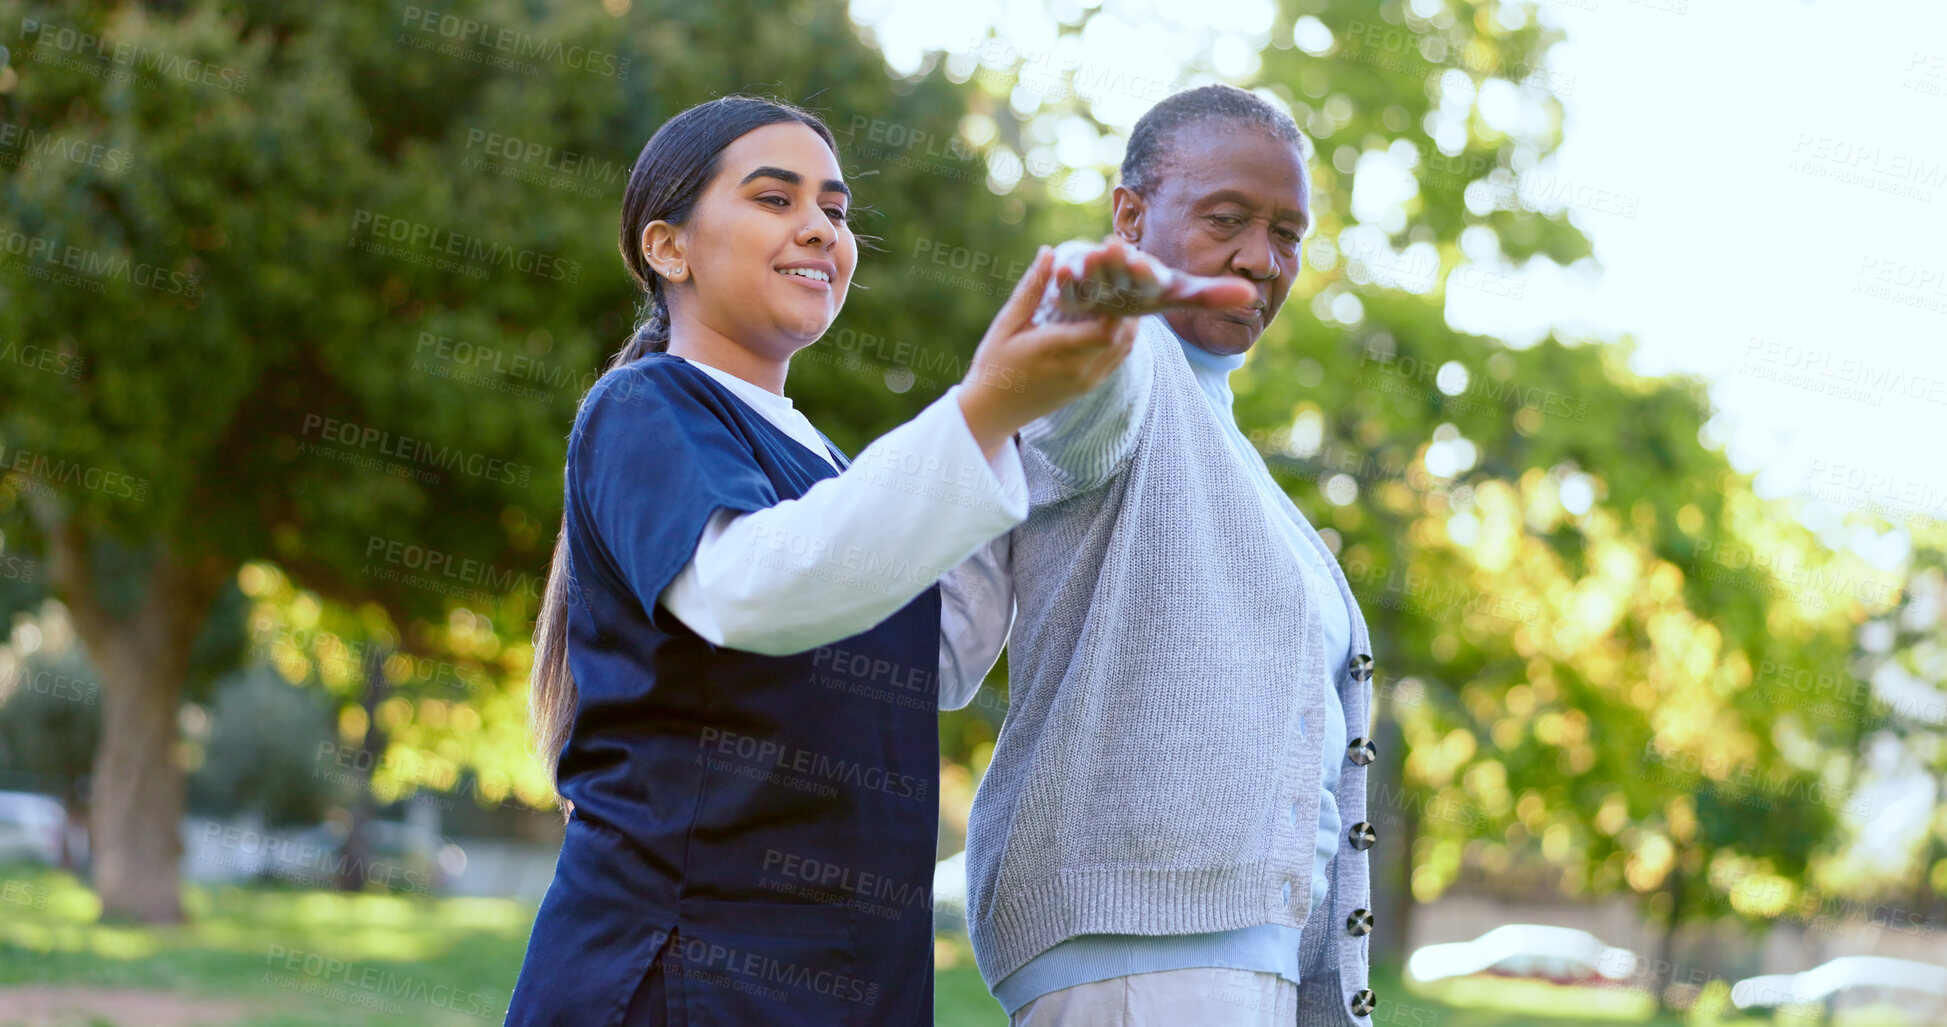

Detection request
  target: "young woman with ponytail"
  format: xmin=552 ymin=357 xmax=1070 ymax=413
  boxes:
xmin=505 ymin=94 xmax=1253 ymax=1026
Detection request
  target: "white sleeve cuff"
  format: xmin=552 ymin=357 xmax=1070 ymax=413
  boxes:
xmin=854 ymin=384 xmax=1030 ymax=525
xmin=951 ymin=384 xmax=1029 ymax=521
xmin=654 ymin=385 xmax=1029 ymax=656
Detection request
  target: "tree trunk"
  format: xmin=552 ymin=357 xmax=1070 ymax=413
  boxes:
xmin=339 ymin=644 xmax=391 ymax=892
xmin=89 ymin=640 xmax=189 ymax=921
xmin=1653 ymin=865 xmax=1685 ymax=1007
xmin=41 ymin=513 xmax=229 ymax=923
xmin=59 ymin=779 xmax=86 ymax=872
xmin=1370 ymin=708 xmax=1414 ymax=969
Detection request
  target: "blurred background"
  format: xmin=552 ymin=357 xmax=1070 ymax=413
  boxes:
xmin=2 ymin=0 xmax=1944 ymax=1024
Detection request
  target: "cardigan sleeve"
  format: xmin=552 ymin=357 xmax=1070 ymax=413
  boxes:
xmin=935 ymin=532 xmax=1015 ymax=711
xmin=1015 ymin=314 xmax=1156 ymax=503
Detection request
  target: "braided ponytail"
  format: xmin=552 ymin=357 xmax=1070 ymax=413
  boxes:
xmin=611 ymin=280 xmax=672 ymax=369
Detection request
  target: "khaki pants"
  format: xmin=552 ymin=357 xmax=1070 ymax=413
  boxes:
xmin=1009 ymin=967 xmax=1298 ymax=1026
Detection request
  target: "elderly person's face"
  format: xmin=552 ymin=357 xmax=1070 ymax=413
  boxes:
xmin=1111 ymin=121 xmax=1310 ymax=356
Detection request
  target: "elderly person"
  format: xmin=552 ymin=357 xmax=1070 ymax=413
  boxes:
xmin=959 ymin=84 xmax=1382 ymax=1026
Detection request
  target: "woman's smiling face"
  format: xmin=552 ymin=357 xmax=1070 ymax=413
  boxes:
xmin=651 ymin=122 xmax=856 ymax=361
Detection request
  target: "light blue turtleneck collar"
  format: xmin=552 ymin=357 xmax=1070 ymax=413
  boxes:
xmin=1165 ymin=318 xmax=1248 ymax=412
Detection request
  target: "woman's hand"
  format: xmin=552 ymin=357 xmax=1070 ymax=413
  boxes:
xmin=957 ymin=245 xmax=1138 ymax=459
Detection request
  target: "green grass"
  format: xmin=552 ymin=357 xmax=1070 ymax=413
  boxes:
xmin=0 ymin=865 xmax=1767 ymax=1026
xmin=0 ymin=865 xmax=527 ymax=1025
xmin=0 ymin=865 xmax=1012 ymax=1026
xmin=1391 ymin=963 xmax=1690 ymax=1027
xmin=934 ymin=942 xmax=1006 ymax=1027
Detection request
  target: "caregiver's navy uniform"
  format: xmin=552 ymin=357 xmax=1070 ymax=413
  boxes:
xmin=507 ymin=352 xmax=1026 ymax=1026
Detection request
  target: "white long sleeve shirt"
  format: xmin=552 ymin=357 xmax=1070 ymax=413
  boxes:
xmin=656 ymin=357 xmax=1025 ymax=710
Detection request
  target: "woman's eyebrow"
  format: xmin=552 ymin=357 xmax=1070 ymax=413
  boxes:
xmin=740 ymin=166 xmax=851 ymax=200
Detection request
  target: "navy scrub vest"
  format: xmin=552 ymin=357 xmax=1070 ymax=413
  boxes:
xmin=507 ymin=354 xmax=943 ymax=1026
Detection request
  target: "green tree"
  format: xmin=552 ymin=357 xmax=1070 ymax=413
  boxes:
xmin=1818 ymin=538 xmax=1947 ymax=925
xmin=3 ymin=0 xmax=1886 ymax=973
xmin=920 ymin=0 xmax=1883 ymax=997
xmin=0 ymin=0 xmax=1067 ymax=921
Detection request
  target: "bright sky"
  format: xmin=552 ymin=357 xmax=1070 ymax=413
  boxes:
xmin=1518 ymin=0 xmax=1947 ymax=570
xmin=851 ymin=0 xmax=1947 ymax=571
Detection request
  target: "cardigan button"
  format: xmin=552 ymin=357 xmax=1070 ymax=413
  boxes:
xmin=1347 ymin=737 xmax=1376 ymax=766
xmin=1348 ymin=653 xmax=1373 ymax=682
xmin=1346 ymin=908 xmax=1374 ymax=937
xmin=1348 ymin=821 xmax=1377 ymax=851
xmin=1351 ymin=988 xmax=1376 ymax=1016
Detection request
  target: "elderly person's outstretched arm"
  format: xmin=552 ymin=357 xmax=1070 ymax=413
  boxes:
xmin=1017 ymin=237 xmax=1254 ymax=500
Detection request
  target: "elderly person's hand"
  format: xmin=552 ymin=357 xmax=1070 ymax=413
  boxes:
xmin=1033 ymin=235 xmax=1258 ymax=324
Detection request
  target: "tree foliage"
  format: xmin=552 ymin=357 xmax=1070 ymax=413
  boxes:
xmin=0 ymin=0 xmax=1910 ymax=961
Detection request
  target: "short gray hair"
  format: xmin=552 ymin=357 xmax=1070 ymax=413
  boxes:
xmin=1119 ymin=84 xmax=1305 ymax=196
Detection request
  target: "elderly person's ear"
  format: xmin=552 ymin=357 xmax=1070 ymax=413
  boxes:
xmin=1110 ymin=185 xmax=1147 ymax=244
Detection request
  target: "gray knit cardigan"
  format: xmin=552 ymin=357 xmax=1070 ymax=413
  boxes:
xmin=963 ymin=312 xmax=1378 ymax=1025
